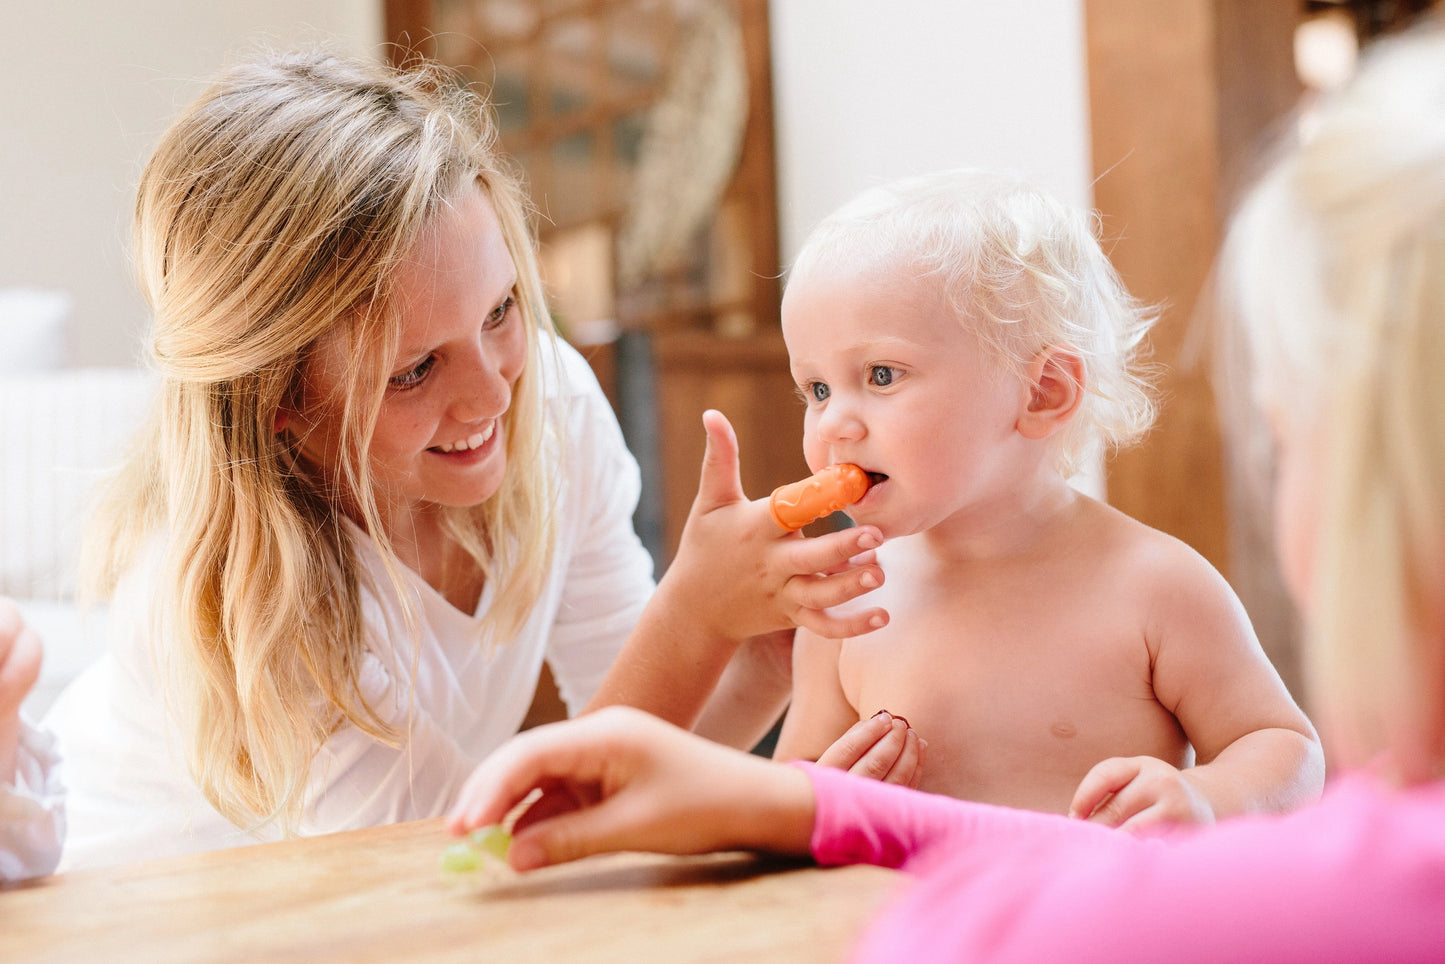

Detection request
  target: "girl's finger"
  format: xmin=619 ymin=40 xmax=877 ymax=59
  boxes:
xmin=795 ymin=605 xmax=889 ymax=640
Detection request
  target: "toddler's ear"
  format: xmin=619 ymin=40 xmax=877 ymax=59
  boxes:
xmin=1017 ymin=348 xmax=1084 ymax=440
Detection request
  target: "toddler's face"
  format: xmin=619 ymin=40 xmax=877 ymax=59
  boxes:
xmin=781 ymin=260 xmax=1031 ymax=539
xmin=288 ymin=185 xmax=527 ymax=532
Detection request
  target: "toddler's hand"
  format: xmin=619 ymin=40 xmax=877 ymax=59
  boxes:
xmin=663 ymin=410 xmax=888 ymax=642
xmin=815 ymin=711 xmax=925 ymax=788
xmin=1069 ymin=755 xmax=1215 ymax=832
xmin=447 ymin=707 xmax=815 ymax=871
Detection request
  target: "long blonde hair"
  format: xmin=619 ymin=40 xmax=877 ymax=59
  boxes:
xmin=1220 ymin=21 xmax=1445 ymax=782
xmin=89 ymin=48 xmax=558 ymax=831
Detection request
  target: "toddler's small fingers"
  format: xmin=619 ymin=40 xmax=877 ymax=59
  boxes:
xmin=882 ymin=728 xmax=922 ymax=786
xmin=815 ymin=713 xmax=893 ymax=770
xmin=844 ymin=720 xmax=909 ymax=782
xmin=1069 ymin=756 xmax=1140 ymax=820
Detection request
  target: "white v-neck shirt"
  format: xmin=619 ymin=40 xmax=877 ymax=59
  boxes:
xmin=46 ymin=338 xmax=655 ymax=870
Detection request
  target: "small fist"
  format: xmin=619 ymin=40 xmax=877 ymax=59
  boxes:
xmin=1069 ymin=755 xmax=1214 ymax=832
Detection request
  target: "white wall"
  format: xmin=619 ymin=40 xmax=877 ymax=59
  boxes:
xmin=3 ymin=2 xmax=1088 ymax=366
xmin=770 ymin=0 xmax=1091 ymax=263
xmin=1 ymin=2 xmax=383 ymax=367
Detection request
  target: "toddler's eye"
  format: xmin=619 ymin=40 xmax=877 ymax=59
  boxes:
xmin=389 ymin=355 xmax=435 ymax=391
xmin=809 ymin=381 xmax=830 ymax=403
xmin=869 ymin=366 xmax=896 ymax=387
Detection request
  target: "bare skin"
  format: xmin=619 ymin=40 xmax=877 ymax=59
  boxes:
xmin=772 ymin=259 xmax=1324 ymax=829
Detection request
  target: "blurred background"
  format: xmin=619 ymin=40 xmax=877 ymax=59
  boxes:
xmin=2 ymin=0 xmax=1439 ymax=711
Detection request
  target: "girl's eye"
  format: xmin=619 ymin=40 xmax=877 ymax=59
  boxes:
xmin=486 ymin=295 xmax=517 ymax=329
xmin=389 ymin=355 xmax=435 ymax=391
xmin=868 ymin=365 xmax=896 ymax=388
xmin=807 ymin=381 xmax=830 ymax=403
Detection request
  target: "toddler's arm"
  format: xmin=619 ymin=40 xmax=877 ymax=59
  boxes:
xmin=1070 ymin=544 xmax=1324 ymax=830
xmin=0 ymin=598 xmax=65 ymax=880
xmin=772 ymin=630 xmax=924 ymax=786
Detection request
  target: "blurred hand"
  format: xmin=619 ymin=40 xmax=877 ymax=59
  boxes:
xmin=0 ymin=598 xmax=43 ymax=777
xmin=447 ymin=706 xmax=817 ymax=870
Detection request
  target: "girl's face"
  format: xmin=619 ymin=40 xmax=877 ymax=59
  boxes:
xmin=781 ymin=260 xmax=1032 ymax=540
xmin=289 ymin=185 xmax=527 ymax=533
xmin=1267 ymin=405 xmax=1323 ymax=611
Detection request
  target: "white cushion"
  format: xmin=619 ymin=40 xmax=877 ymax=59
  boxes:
xmin=0 ymin=368 xmax=158 ymax=600
xmin=0 ymin=289 xmax=70 ymax=372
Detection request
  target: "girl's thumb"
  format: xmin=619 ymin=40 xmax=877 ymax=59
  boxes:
xmin=694 ymin=409 xmax=746 ymax=511
xmin=508 ymin=804 xmax=629 ymax=871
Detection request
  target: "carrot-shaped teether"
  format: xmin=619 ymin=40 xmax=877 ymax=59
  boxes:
xmin=769 ymin=464 xmax=871 ymax=532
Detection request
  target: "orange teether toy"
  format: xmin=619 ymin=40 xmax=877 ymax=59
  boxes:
xmin=769 ymin=464 xmax=871 ymax=531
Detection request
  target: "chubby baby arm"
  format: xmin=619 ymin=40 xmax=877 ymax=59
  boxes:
xmin=447 ymin=706 xmax=815 ymax=870
xmin=1073 ymin=543 xmax=1324 ymax=831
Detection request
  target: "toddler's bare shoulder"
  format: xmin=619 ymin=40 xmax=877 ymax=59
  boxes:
xmin=1086 ymin=503 xmax=1237 ymax=603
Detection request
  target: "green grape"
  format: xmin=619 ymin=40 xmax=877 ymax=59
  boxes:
xmin=440 ymin=824 xmax=512 ymax=875
xmin=440 ymin=840 xmax=483 ymax=873
xmin=468 ymin=824 xmax=512 ymax=861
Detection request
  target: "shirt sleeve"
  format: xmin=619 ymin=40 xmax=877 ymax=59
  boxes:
xmin=541 ymin=342 xmax=655 ymax=715
xmin=299 ymin=650 xmax=477 ymax=833
xmin=0 ymin=716 xmax=65 ymax=881
xmin=802 ymin=765 xmax=1445 ymax=963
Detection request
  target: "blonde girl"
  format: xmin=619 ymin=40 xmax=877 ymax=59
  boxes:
xmin=47 ymin=48 xmax=885 ymax=869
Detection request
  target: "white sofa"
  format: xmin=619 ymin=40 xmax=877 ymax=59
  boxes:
xmin=2 ymin=367 xmax=158 ymax=717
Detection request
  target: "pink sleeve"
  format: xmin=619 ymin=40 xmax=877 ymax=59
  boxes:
xmin=802 ymin=764 xmax=1445 ymax=963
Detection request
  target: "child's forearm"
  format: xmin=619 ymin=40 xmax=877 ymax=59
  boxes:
xmin=1186 ymin=727 xmax=1326 ymax=817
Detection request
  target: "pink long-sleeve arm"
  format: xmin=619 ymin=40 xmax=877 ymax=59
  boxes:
xmin=802 ymin=764 xmax=1445 ymax=964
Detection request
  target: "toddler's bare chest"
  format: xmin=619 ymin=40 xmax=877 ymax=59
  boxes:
xmin=836 ymin=592 xmax=1186 ymax=808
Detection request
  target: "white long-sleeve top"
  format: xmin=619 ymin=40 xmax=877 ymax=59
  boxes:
xmin=0 ymin=717 xmax=65 ymax=880
xmin=45 ymin=338 xmax=655 ymax=870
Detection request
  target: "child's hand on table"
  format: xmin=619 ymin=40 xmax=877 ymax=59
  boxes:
xmin=447 ymin=707 xmax=816 ymax=871
xmin=1069 ymin=755 xmax=1215 ymax=831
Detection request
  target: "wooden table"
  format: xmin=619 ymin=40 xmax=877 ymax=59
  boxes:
xmin=0 ymin=818 xmax=901 ymax=962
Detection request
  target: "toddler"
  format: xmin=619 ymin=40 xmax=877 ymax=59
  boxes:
xmin=773 ymin=170 xmax=1323 ymax=828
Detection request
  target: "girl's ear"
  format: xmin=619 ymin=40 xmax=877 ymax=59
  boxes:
xmin=1017 ymin=348 xmax=1084 ymax=440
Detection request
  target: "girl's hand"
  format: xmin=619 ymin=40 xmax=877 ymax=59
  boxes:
xmin=447 ymin=706 xmax=816 ymax=870
xmin=663 ymin=410 xmax=889 ymax=643
xmin=1069 ymin=755 xmax=1215 ymax=832
xmin=816 ymin=712 xmax=926 ymax=788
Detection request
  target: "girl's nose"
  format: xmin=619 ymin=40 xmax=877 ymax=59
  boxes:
xmin=452 ymin=349 xmax=513 ymax=422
